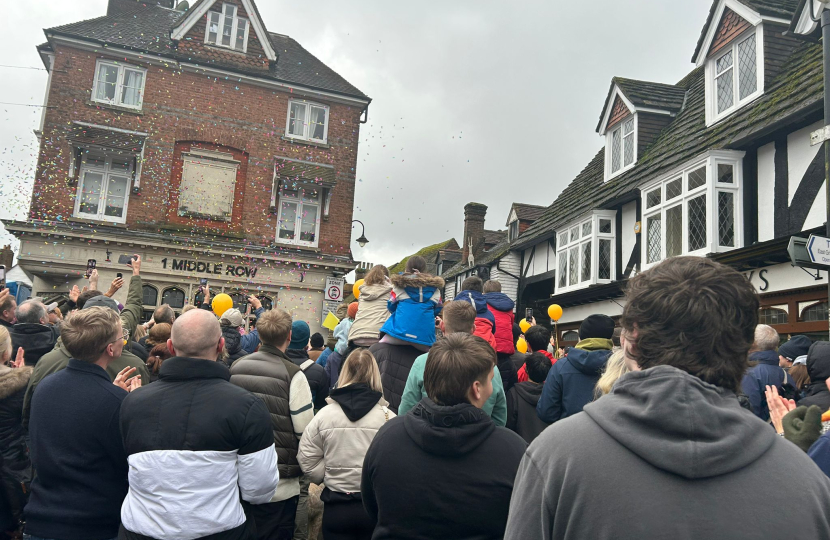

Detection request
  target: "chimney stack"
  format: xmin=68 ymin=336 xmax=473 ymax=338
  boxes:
xmin=462 ymin=203 xmax=488 ymax=265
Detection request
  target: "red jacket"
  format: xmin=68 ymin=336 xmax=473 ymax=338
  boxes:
xmin=517 ymin=350 xmax=555 ymax=382
xmin=473 ymin=318 xmax=498 ymax=350
xmin=484 ymin=292 xmax=516 ymax=355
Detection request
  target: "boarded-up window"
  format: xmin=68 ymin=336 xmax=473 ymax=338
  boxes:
xmin=178 ymin=150 xmax=238 ymax=221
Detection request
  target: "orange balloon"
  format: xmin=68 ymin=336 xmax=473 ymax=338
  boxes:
xmin=519 ymin=318 xmax=531 ymax=333
xmin=212 ymin=293 xmax=233 ymax=317
xmin=353 ymin=279 xmax=365 ymax=299
xmin=516 ymin=336 xmax=528 ymax=354
xmin=548 ymin=304 xmax=563 ymax=321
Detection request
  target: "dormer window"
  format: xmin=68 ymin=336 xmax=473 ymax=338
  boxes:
xmin=610 ymin=117 xmax=636 ymax=177
xmin=206 ymin=3 xmax=249 ymax=52
xmin=508 ymin=218 xmax=519 ymax=242
xmin=708 ymin=29 xmax=761 ymax=123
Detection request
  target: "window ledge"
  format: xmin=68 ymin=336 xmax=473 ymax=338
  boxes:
xmin=273 ymin=241 xmax=322 ymax=253
xmin=87 ymin=100 xmax=144 ymax=116
xmin=68 ymin=217 xmax=128 ymax=228
xmin=280 ymin=136 xmax=330 ymax=149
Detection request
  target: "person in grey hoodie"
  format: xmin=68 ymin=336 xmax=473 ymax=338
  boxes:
xmin=505 ymin=257 xmax=830 ymax=540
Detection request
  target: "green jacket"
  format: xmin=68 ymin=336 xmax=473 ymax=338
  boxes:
xmin=398 ymin=353 xmax=507 ymax=427
xmin=121 ymin=274 xmax=143 ymax=340
xmin=22 ymin=340 xmax=150 ymax=429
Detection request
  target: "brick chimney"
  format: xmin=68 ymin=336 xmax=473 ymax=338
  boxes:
xmin=0 ymin=245 xmax=13 ymax=272
xmin=462 ymin=203 xmax=487 ymax=265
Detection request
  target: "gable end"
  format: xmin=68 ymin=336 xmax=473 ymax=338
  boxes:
xmin=607 ymin=96 xmax=631 ymax=131
xmin=708 ymin=7 xmax=753 ymax=58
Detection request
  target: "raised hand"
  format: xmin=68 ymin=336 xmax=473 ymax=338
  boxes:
xmin=766 ymin=385 xmax=796 ymax=435
xmin=113 ymin=366 xmax=137 ymax=391
xmin=106 ymin=277 xmax=125 ymax=297
xmin=11 ymin=348 xmax=24 ymax=368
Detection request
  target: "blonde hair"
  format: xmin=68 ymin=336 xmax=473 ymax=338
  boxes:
xmin=181 ymin=305 xmax=197 ymax=314
xmin=336 ymin=349 xmax=383 ymax=393
xmin=595 ymin=350 xmax=629 ymax=398
xmin=133 ymin=324 xmax=147 ymax=341
xmin=62 ymin=307 xmax=122 ymax=363
xmin=0 ymin=326 xmax=10 ymax=363
xmin=364 ymin=265 xmax=390 ymax=286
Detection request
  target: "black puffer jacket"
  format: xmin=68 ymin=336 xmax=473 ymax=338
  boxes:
xmin=10 ymin=324 xmax=59 ymax=367
xmin=0 ymin=365 xmax=34 ymax=523
xmin=369 ymin=342 xmax=422 ymax=413
xmin=221 ymin=325 xmax=248 ymax=367
xmin=799 ymin=341 xmax=830 ymax=412
xmin=229 ymin=345 xmax=305 ymax=479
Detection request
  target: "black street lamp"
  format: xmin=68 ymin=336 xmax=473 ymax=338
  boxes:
xmin=353 ymin=220 xmax=369 ymax=248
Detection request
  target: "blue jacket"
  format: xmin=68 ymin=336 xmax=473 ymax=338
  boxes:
xmin=239 ymin=307 xmax=265 ymax=354
xmin=741 ymin=350 xmax=786 ymax=421
xmin=316 ymin=348 xmax=333 ymax=368
xmin=809 ymin=433 xmax=830 ymax=479
xmin=537 ymin=339 xmax=613 ymax=424
xmin=455 ymin=290 xmax=496 ymax=332
xmin=380 ymin=273 xmax=444 ymax=347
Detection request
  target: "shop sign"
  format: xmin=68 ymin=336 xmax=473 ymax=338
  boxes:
xmin=160 ymin=257 xmax=258 ymax=278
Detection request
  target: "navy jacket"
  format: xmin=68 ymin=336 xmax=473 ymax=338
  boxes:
xmin=537 ymin=344 xmax=612 ymax=424
xmin=809 ymin=434 xmax=830 ymax=479
xmin=455 ymin=290 xmax=496 ymax=332
xmin=25 ymin=359 xmax=128 ymax=540
xmin=741 ymin=350 xmax=786 ymax=421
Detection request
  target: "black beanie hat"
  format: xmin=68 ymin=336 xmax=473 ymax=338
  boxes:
xmin=310 ymin=332 xmax=325 ymax=348
xmin=579 ymin=314 xmax=616 ymax=340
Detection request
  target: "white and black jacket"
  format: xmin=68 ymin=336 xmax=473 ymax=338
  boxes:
xmin=119 ymin=357 xmax=279 ymax=540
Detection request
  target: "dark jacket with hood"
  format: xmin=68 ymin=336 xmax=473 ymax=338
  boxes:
xmin=221 ymin=325 xmax=248 ymax=367
xmin=285 ymin=347 xmax=329 ymax=410
xmin=504 ymin=366 xmax=830 ymax=540
xmin=361 ymin=397 xmax=526 ymax=540
xmin=799 ymin=341 xmax=830 ymax=412
xmin=537 ymin=338 xmax=612 ymax=424
xmin=506 ymin=382 xmax=550 ymax=444
xmin=369 ymin=342 xmax=423 ymax=413
xmin=0 ymin=365 xmax=33 ymax=522
xmin=483 ymin=292 xmax=515 ymax=355
xmin=741 ymin=350 xmax=787 ymax=420
xmin=10 ymin=323 xmax=59 ymax=367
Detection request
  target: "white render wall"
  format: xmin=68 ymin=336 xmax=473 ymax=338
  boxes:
xmin=757 ymin=141 xmax=776 ymax=242
xmin=489 ymin=251 xmax=521 ymax=307
xmin=621 ymin=201 xmax=637 ymax=272
xmin=788 ymin=121 xmax=825 ymax=232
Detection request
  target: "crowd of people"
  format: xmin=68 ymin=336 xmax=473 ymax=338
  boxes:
xmin=2 ymin=254 xmax=830 ymax=539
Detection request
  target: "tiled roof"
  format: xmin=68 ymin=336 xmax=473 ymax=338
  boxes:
xmin=515 ymin=40 xmax=823 ymax=250
xmin=483 ymin=229 xmax=507 ymax=246
xmin=692 ymin=0 xmax=800 ymax=62
xmin=512 ymin=203 xmax=547 ymax=222
xmin=442 ymin=238 xmax=513 ymax=280
xmin=597 ymin=78 xmax=687 ymax=132
xmin=45 ymin=1 xmax=368 ymax=99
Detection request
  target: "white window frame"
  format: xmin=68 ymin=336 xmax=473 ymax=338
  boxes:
xmin=555 ymin=210 xmax=616 ymax=294
xmin=204 ymin=3 xmax=250 ymax=52
xmin=640 ymin=150 xmax=744 ymax=270
xmin=91 ymin=60 xmax=147 ymax=110
xmin=705 ymin=25 xmax=764 ymax=126
xmin=275 ymin=182 xmax=323 ymax=248
xmin=73 ymin=151 xmax=133 ymax=224
xmin=605 ymin=114 xmax=638 ymax=181
xmin=285 ymin=100 xmax=330 ymax=144
xmin=508 ymin=219 xmax=520 ymax=242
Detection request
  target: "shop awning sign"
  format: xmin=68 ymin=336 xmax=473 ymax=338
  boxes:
xmin=806 ymin=235 xmax=830 ymax=267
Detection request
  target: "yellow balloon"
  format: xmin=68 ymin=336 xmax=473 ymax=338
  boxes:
xmin=353 ymin=279 xmax=365 ymax=299
xmin=548 ymin=304 xmax=563 ymax=321
xmin=519 ymin=318 xmax=531 ymax=333
xmin=212 ymin=293 xmax=234 ymax=317
xmin=516 ymin=336 xmax=528 ymax=354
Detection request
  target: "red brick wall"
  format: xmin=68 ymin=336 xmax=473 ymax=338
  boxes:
xmin=177 ymin=0 xmax=271 ymax=73
xmin=30 ymin=44 xmax=363 ymax=259
xmin=606 ymin=96 xmax=630 ymax=131
xmin=708 ymin=8 xmax=752 ymax=59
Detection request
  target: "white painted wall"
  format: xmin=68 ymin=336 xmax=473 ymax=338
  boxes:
xmin=757 ymin=141 xmax=775 ymax=242
xmin=621 ymin=201 xmax=637 ymax=271
xmin=444 ymin=281 xmax=456 ymax=302
xmin=488 ymin=251 xmax=521 ymax=305
xmin=788 ymin=120 xmax=825 ymax=232
xmin=557 ymin=299 xmax=625 ymax=325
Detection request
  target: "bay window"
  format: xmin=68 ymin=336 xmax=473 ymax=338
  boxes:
xmin=276 ymin=182 xmax=322 ymax=247
xmin=641 ymin=151 xmax=743 ymax=268
xmin=706 ymin=27 xmax=763 ymax=125
xmin=92 ymin=60 xmax=146 ymax=110
xmin=205 ymin=3 xmax=250 ymax=52
xmin=73 ymin=151 xmax=132 ymax=223
xmin=556 ymin=211 xmax=616 ymax=293
xmin=286 ymin=100 xmax=329 ymax=144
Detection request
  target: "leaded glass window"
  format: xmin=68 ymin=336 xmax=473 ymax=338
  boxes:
xmin=718 ymin=191 xmax=735 ymax=247
xmin=688 ymin=195 xmax=707 ymax=251
xmin=716 ymin=51 xmax=734 ymax=113
xmin=623 ymin=118 xmax=635 ymax=167
xmin=737 ymin=34 xmax=757 ymax=100
xmin=558 ymin=253 xmax=567 ymax=288
xmin=718 ymin=163 xmax=734 ymax=184
xmin=611 ymin=129 xmax=622 ymax=173
xmin=647 ymin=215 xmax=662 ymax=264
xmin=666 ymin=178 xmax=682 ymax=200
xmin=582 ymin=221 xmax=592 ymax=237
xmin=646 ymin=189 xmax=661 ymax=209
xmin=709 ymin=30 xmax=760 ymax=121
xmin=666 ymin=205 xmax=683 ymax=258
xmin=569 ymin=248 xmax=578 ymax=286
xmin=581 ymin=242 xmax=591 ymax=282
xmin=598 ymin=239 xmax=611 ymax=280
xmin=599 ymin=219 xmax=612 ymax=234
xmin=142 ymin=285 xmax=158 ymax=307
xmin=570 ymin=228 xmax=579 ymax=242
xmin=688 ymin=167 xmax=706 ymax=191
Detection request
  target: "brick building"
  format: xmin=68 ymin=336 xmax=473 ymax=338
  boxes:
xmin=3 ymin=0 xmax=371 ymax=331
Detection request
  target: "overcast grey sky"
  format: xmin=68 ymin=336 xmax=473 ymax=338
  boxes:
xmin=0 ymin=0 xmax=713 ymax=267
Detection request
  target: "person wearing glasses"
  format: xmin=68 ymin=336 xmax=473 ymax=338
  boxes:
xmin=25 ymin=306 xmax=142 ymax=540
